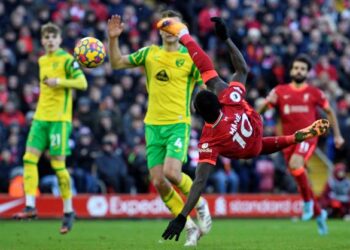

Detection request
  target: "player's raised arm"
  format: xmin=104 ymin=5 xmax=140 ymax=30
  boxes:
xmin=210 ymin=17 xmax=248 ymax=85
xmin=157 ymin=18 xmax=227 ymax=96
xmin=322 ymin=104 xmax=345 ymax=149
xmin=162 ymin=162 xmax=213 ymax=241
xmin=107 ymin=15 xmax=134 ymax=69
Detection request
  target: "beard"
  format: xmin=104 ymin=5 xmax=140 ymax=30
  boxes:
xmin=291 ymin=74 xmax=306 ymax=84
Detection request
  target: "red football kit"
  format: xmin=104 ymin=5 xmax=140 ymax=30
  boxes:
xmin=198 ymin=82 xmax=263 ymax=165
xmin=267 ymin=83 xmax=329 ymax=162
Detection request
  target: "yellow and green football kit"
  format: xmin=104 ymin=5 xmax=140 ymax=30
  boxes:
xmin=23 ymin=48 xmax=87 ymax=200
xmin=129 ymin=44 xmax=202 ymax=168
xmin=129 ymin=44 xmax=203 ymax=217
xmin=27 ymin=48 xmax=86 ymax=156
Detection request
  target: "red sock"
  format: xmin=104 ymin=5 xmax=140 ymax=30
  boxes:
xmin=290 ymin=168 xmax=312 ymax=202
xmin=310 ymin=188 xmax=321 ymax=216
xmin=180 ymin=34 xmax=218 ymax=83
xmin=260 ymin=135 xmax=295 ymax=155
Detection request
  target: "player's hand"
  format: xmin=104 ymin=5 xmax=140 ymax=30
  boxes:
xmin=44 ymin=77 xmax=58 ymax=87
xmin=210 ymin=17 xmax=229 ymax=41
xmin=334 ymin=135 xmax=345 ymax=149
xmin=107 ymin=15 xmax=124 ymax=39
xmin=162 ymin=214 xmax=187 ymax=241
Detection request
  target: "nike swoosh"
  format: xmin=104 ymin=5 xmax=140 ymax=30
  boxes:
xmin=0 ymin=199 xmax=24 ymax=214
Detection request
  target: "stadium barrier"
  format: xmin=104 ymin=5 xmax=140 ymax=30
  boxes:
xmin=0 ymin=194 xmax=303 ymax=218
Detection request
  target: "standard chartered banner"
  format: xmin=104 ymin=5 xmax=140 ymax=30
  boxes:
xmin=0 ymin=194 xmax=303 ymax=218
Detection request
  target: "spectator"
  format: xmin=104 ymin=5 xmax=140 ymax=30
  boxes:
xmin=71 ymin=127 xmax=99 ymax=193
xmin=319 ymin=163 xmax=350 ymax=218
xmin=209 ymin=157 xmax=239 ymax=194
xmin=94 ymin=134 xmax=134 ymax=193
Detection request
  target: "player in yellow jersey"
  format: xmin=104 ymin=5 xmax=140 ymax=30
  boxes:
xmin=13 ymin=22 xmax=88 ymax=234
xmin=108 ymin=10 xmax=211 ymax=246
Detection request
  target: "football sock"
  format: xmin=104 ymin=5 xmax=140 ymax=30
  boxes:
xmin=51 ymin=160 xmax=72 ymax=200
xmin=180 ymin=34 xmax=218 ymax=83
xmin=260 ymin=135 xmax=295 ymax=155
xmin=162 ymin=187 xmax=184 ymax=216
xmin=63 ymin=199 xmax=73 ymax=213
xmin=177 ymin=173 xmax=204 ymax=208
xmin=290 ymin=167 xmax=312 ymax=201
xmin=310 ymin=188 xmax=321 ymax=216
xmin=23 ymin=152 xmax=39 ymax=204
xmin=25 ymin=195 xmax=36 ymax=208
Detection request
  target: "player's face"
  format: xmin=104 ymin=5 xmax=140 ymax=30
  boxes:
xmin=159 ymin=16 xmax=181 ymax=44
xmin=290 ymin=61 xmax=308 ymax=84
xmin=41 ymin=32 xmax=62 ymax=54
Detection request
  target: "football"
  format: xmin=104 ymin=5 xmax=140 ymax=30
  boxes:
xmin=74 ymin=37 xmax=106 ymax=68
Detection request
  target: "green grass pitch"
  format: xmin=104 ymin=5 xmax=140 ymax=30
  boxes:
xmin=1 ymin=219 xmax=349 ymax=250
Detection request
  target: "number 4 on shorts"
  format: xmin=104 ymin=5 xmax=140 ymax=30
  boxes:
xmin=174 ymin=138 xmax=183 ymax=148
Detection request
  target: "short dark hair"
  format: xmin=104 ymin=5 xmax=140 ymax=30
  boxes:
xmin=194 ymin=90 xmax=221 ymax=124
xmin=41 ymin=22 xmax=61 ymax=37
xmin=293 ymin=54 xmax=312 ymax=71
xmin=161 ymin=10 xmax=183 ymax=20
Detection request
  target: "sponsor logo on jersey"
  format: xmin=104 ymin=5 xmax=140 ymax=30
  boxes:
xmin=199 ymin=143 xmax=212 ymax=153
xmin=283 ymin=104 xmax=309 ymax=114
xmin=155 ymin=70 xmax=169 ymax=82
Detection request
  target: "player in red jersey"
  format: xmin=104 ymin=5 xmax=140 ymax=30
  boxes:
xmin=156 ymin=17 xmax=330 ymax=242
xmin=259 ymin=54 xmax=344 ymax=234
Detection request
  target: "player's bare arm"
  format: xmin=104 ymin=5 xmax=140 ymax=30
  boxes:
xmin=162 ymin=162 xmax=212 ymax=241
xmin=211 ymin=17 xmax=248 ymax=85
xmin=257 ymin=89 xmax=277 ymax=114
xmin=323 ymin=106 xmax=345 ymax=148
xmin=107 ymin=15 xmax=134 ymax=69
xmin=181 ymin=162 xmax=213 ymax=217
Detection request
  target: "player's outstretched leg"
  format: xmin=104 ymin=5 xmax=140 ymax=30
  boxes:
xmin=316 ymin=209 xmax=328 ymax=235
xmin=60 ymin=211 xmax=75 ymax=234
xmin=184 ymin=218 xmax=201 ymax=247
xmin=196 ymin=199 xmax=212 ymax=235
xmin=294 ymin=119 xmax=329 ymax=142
xmin=13 ymin=206 xmax=37 ymax=220
xmin=156 ymin=17 xmax=188 ymax=36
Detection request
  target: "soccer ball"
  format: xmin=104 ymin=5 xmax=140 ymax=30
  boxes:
xmin=74 ymin=37 xmax=106 ymax=68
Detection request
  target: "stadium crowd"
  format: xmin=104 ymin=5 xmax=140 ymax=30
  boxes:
xmin=0 ymin=0 xmax=350 ymax=201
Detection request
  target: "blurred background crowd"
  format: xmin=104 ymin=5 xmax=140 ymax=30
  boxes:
xmin=0 ymin=0 xmax=350 ymax=212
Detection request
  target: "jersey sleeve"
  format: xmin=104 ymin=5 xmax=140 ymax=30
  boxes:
xmin=218 ymin=81 xmax=246 ymax=103
xmin=65 ymin=56 xmax=84 ymax=79
xmin=128 ymin=46 xmax=151 ymax=66
xmin=198 ymin=144 xmax=219 ymax=166
xmin=315 ymin=88 xmax=329 ymax=109
xmin=192 ymin=65 xmax=203 ymax=86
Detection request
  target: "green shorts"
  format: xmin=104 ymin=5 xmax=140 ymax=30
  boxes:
xmin=145 ymin=123 xmax=190 ymax=169
xmin=26 ymin=120 xmax=72 ymax=156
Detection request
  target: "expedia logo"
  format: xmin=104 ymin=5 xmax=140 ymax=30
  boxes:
xmin=155 ymin=70 xmax=169 ymax=82
xmin=199 ymin=143 xmax=212 ymax=153
xmin=176 ymin=58 xmax=185 ymax=67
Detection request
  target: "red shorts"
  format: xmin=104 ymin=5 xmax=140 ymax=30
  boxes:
xmin=283 ymin=138 xmax=318 ymax=164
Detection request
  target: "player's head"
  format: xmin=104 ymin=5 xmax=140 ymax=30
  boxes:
xmin=194 ymin=90 xmax=221 ymax=124
xmin=159 ymin=10 xmax=183 ymax=44
xmin=333 ymin=163 xmax=346 ymax=180
xmin=41 ymin=22 xmax=62 ymax=54
xmin=290 ymin=54 xmax=312 ymax=84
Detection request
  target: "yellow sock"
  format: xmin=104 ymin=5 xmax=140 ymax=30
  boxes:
xmin=51 ymin=160 xmax=72 ymax=199
xmin=177 ymin=173 xmax=203 ymax=207
xmin=162 ymin=187 xmax=184 ymax=216
xmin=23 ymin=152 xmax=39 ymax=196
